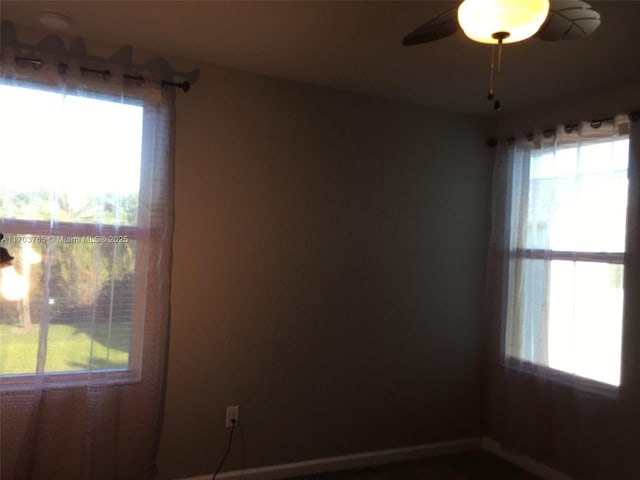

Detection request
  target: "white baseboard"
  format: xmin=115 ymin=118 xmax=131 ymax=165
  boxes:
xmin=481 ymin=437 xmax=573 ymax=480
xmin=178 ymin=436 xmax=573 ymax=480
xmin=178 ymin=437 xmax=482 ymax=480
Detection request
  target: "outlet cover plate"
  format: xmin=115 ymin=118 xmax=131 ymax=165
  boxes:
xmin=226 ymin=405 xmax=239 ymax=427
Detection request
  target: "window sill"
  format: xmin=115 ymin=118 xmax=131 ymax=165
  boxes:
xmin=502 ymin=356 xmax=620 ymax=399
xmin=0 ymin=368 xmax=141 ymax=392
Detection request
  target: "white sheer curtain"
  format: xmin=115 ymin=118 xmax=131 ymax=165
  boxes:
xmin=0 ymin=22 xmax=174 ymax=479
xmin=503 ymin=117 xmax=630 ymax=389
xmin=486 ymin=116 xmax=640 ymax=478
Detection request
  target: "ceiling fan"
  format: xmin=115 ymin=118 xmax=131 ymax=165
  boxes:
xmin=402 ymin=0 xmax=601 ymax=110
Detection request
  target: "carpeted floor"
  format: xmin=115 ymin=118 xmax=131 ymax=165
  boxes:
xmin=289 ymin=451 xmax=541 ymax=480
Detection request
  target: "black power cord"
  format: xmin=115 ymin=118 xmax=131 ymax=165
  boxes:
xmin=212 ymin=419 xmax=236 ymax=480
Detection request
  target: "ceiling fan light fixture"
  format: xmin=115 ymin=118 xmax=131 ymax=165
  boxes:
xmin=457 ymin=0 xmax=550 ymax=44
xmin=39 ymin=10 xmax=72 ymax=30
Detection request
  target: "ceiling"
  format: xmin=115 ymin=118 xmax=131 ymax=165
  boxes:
xmin=2 ymin=1 xmax=640 ymax=117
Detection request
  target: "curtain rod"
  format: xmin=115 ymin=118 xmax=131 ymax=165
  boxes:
xmin=487 ymin=110 xmax=640 ymax=147
xmin=11 ymin=55 xmax=191 ymax=92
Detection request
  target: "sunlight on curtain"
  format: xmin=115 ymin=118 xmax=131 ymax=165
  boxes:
xmin=0 ymin=84 xmax=143 ymax=376
xmin=485 ymin=115 xmax=640 ymax=478
xmin=0 ymin=22 xmax=175 ymax=479
xmin=503 ymin=125 xmax=629 ymax=388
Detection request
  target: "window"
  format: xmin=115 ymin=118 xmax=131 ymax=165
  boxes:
xmin=0 ymin=23 xmax=176 ymax=477
xmin=0 ymin=82 xmax=147 ymax=382
xmin=504 ymin=133 xmax=629 ymax=387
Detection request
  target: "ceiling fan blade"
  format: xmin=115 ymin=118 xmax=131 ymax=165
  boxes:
xmin=537 ymin=0 xmax=601 ymax=41
xmin=402 ymin=6 xmax=459 ymax=46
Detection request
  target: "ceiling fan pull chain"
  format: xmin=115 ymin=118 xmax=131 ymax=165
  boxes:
xmin=494 ymin=38 xmax=503 ymax=111
xmin=488 ymin=44 xmax=495 ymax=100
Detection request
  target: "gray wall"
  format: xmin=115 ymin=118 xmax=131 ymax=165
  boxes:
xmin=156 ymin=64 xmax=493 ymax=479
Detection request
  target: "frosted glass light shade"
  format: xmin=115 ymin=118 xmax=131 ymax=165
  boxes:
xmin=457 ymin=0 xmax=550 ymax=44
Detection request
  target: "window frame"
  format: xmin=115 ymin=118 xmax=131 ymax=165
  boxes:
xmin=0 ymin=80 xmax=155 ymax=387
xmin=503 ymin=135 xmax=630 ymax=392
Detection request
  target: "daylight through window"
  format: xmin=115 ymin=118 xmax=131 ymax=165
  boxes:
xmin=505 ymin=135 xmax=629 ymax=387
xmin=0 ymin=82 xmax=144 ymax=378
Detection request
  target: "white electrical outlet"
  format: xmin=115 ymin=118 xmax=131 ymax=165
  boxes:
xmin=226 ymin=405 xmax=239 ymax=427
